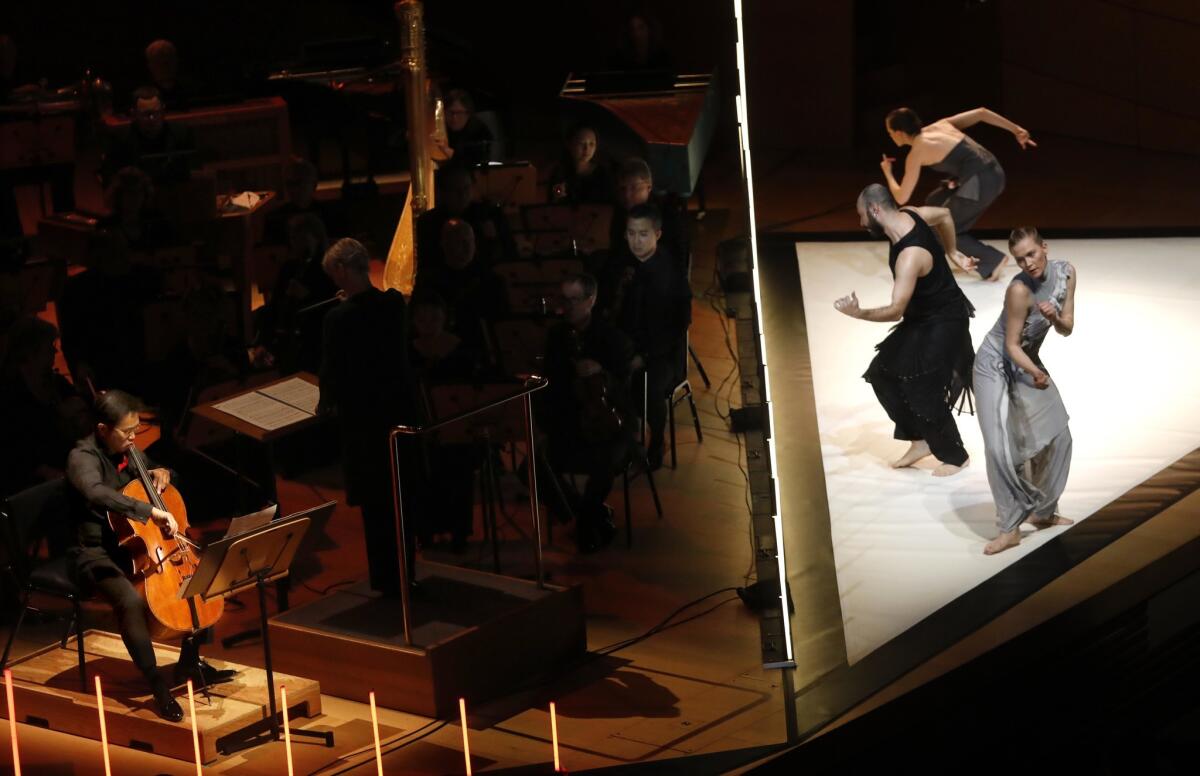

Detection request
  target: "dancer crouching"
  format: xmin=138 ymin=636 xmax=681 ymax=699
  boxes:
xmin=834 ymin=184 xmax=975 ymax=476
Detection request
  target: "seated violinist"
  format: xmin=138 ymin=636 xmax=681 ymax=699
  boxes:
xmin=65 ymin=390 xmax=233 ymax=722
xmin=540 ymin=273 xmax=636 ymax=553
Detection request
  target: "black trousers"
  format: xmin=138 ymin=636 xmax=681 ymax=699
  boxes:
xmin=926 ymin=167 xmax=1007 ymax=278
xmin=547 ymin=431 xmax=630 ymax=529
xmin=344 ymin=428 xmax=418 ymax=597
xmin=867 ymin=369 xmax=969 ymax=467
xmin=358 ymin=488 xmax=417 ymax=597
xmin=91 ymin=569 xmax=206 ymax=687
xmin=637 ymin=353 xmax=682 ymax=451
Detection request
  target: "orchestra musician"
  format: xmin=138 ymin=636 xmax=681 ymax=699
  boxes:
xmin=541 ymin=273 xmax=636 ymax=552
xmin=607 ymin=203 xmax=692 ymax=470
xmin=65 ymin=389 xmax=233 ymax=722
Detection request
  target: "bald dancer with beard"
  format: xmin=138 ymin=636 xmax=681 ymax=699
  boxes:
xmin=834 ymin=184 xmax=976 ymax=476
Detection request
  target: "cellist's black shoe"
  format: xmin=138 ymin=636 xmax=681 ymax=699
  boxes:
xmin=174 ymin=659 xmax=237 ymax=687
xmin=151 ymin=678 xmax=184 ymax=723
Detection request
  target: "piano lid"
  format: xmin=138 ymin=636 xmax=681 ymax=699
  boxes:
xmin=560 ymin=71 xmax=717 ymax=195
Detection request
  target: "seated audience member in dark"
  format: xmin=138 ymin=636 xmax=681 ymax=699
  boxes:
xmin=541 ymin=273 xmax=635 ymax=552
xmin=408 ymin=292 xmax=483 ymax=552
xmin=319 ymin=238 xmax=420 ymax=596
xmin=409 ymin=291 xmax=485 ymax=382
xmin=143 ymin=39 xmax=199 ymax=111
xmin=548 ymin=125 xmax=615 ymax=206
xmin=416 ymin=165 xmax=514 ymax=270
xmin=100 ymin=86 xmax=196 ymax=188
xmin=0 ymin=317 xmax=90 ymax=497
xmin=65 ymin=389 xmax=234 ymax=722
xmin=0 ymin=33 xmax=27 ymax=101
xmin=58 ymin=234 xmax=162 ymax=396
xmin=610 ymin=10 xmax=673 ymax=71
xmin=603 ymin=158 xmax=689 ymax=292
xmin=414 ymin=218 xmax=507 ymax=356
xmin=253 ymin=212 xmax=337 ymax=372
xmin=610 ymin=203 xmax=692 ymax=469
xmin=263 ymin=158 xmax=341 ymax=245
xmin=436 ymin=88 xmax=493 ymax=167
xmin=99 ymin=166 xmax=177 ymax=255
xmin=0 ymin=33 xmax=76 ymax=221
xmin=153 ymin=284 xmax=250 ymax=447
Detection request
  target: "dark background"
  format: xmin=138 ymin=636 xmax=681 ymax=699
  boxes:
xmin=5 ymin=1 xmax=1199 ymax=163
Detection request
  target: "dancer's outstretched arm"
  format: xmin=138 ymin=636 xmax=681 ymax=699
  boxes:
xmin=939 ymin=107 xmax=1037 ymax=150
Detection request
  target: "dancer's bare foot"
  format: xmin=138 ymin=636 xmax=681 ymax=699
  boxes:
xmin=1028 ymin=514 xmax=1074 ymax=529
xmin=984 ymin=529 xmax=1021 ymax=555
xmin=932 ymin=458 xmax=969 ymax=477
xmin=891 ymin=440 xmax=931 ymax=469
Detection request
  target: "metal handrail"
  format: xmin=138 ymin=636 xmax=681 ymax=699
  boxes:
xmin=388 ymin=375 xmax=549 ymax=646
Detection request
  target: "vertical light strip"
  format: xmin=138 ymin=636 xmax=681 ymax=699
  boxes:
xmin=733 ymin=0 xmax=795 ymax=664
xmin=4 ymin=668 xmax=21 ymax=776
xmin=369 ymin=692 xmax=384 ymax=776
xmin=281 ymin=685 xmax=294 ymax=776
xmin=549 ymin=701 xmax=561 ymax=772
xmin=459 ymin=697 xmax=473 ymax=775
xmin=187 ymin=680 xmax=202 ymax=775
xmin=95 ymin=676 xmax=112 ymax=776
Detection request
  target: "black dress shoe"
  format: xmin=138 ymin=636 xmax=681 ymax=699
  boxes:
xmin=152 ymin=680 xmax=184 ymax=723
xmin=175 ymin=659 xmax=237 ymax=686
xmin=596 ymin=507 xmax=617 ymax=548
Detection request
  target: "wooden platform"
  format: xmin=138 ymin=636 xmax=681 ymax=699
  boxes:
xmin=268 ymin=562 xmax=587 ymax=717
xmin=1 ymin=630 xmax=322 ymax=763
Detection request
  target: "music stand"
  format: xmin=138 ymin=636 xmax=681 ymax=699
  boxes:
xmin=428 ymin=381 xmax=528 ymax=572
xmin=181 ymin=512 xmax=335 ymax=752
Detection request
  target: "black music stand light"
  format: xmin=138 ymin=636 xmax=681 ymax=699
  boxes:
xmin=181 ymin=512 xmax=335 ymax=753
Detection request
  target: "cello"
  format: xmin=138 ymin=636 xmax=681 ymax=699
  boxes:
xmin=568 ymin=326 xmax=625 ymax=444
xmin=107 ymin=443 xmax=224 ymax=638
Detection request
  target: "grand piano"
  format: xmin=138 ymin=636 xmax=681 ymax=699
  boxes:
xmin=559 ymin=70 xmax=718 ymax=197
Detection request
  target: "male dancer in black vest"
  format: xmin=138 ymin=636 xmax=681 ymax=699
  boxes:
xmin=833 ymin=184 xmax=975 ymax=476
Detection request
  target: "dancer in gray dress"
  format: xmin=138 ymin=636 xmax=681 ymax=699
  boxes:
xmin=881 ymin=107 xmax=1036 ymax=281
xmin=975 ymin=227 xmax=1077 ymax=555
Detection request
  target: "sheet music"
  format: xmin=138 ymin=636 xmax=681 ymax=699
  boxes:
xmin=212 ymin=391 xmax=311 ymax=431
xmin=225 ymin=505 xmax=278 ymax=539
xmin=257 ymin=377 xmax=320 ymax=415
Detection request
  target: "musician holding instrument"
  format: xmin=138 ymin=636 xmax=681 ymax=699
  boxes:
xmin=65 ymin=390 xmax=232 ymax=722
xmin=541 ymin=273 xmax=635 ymax=553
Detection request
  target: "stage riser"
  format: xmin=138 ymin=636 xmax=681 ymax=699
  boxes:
xmin=1 ymin=631 xmax=322 ymax=763
xmin=268 ymin=566 xmax=587 ymax=717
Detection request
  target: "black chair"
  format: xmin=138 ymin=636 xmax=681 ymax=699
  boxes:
xmin=640 ymin=341 xmax=704 ymax=470
xmin=0 ymin=478 xmax=90 ymax=689
xmin=667 ymin=333 xmax=704 ymax=470
xmin=548 ymin=437 xmax=663 ymax=549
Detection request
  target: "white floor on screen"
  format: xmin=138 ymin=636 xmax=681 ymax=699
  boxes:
xmin=794 ymin=237 xmax=1200 ymax=664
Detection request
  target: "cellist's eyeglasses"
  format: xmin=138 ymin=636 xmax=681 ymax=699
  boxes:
xmin=114 ymin=423 xmax=149 ymax=438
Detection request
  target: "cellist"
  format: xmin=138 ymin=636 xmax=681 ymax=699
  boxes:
xmin=65 ymin=389 xmax=232 ymax=721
